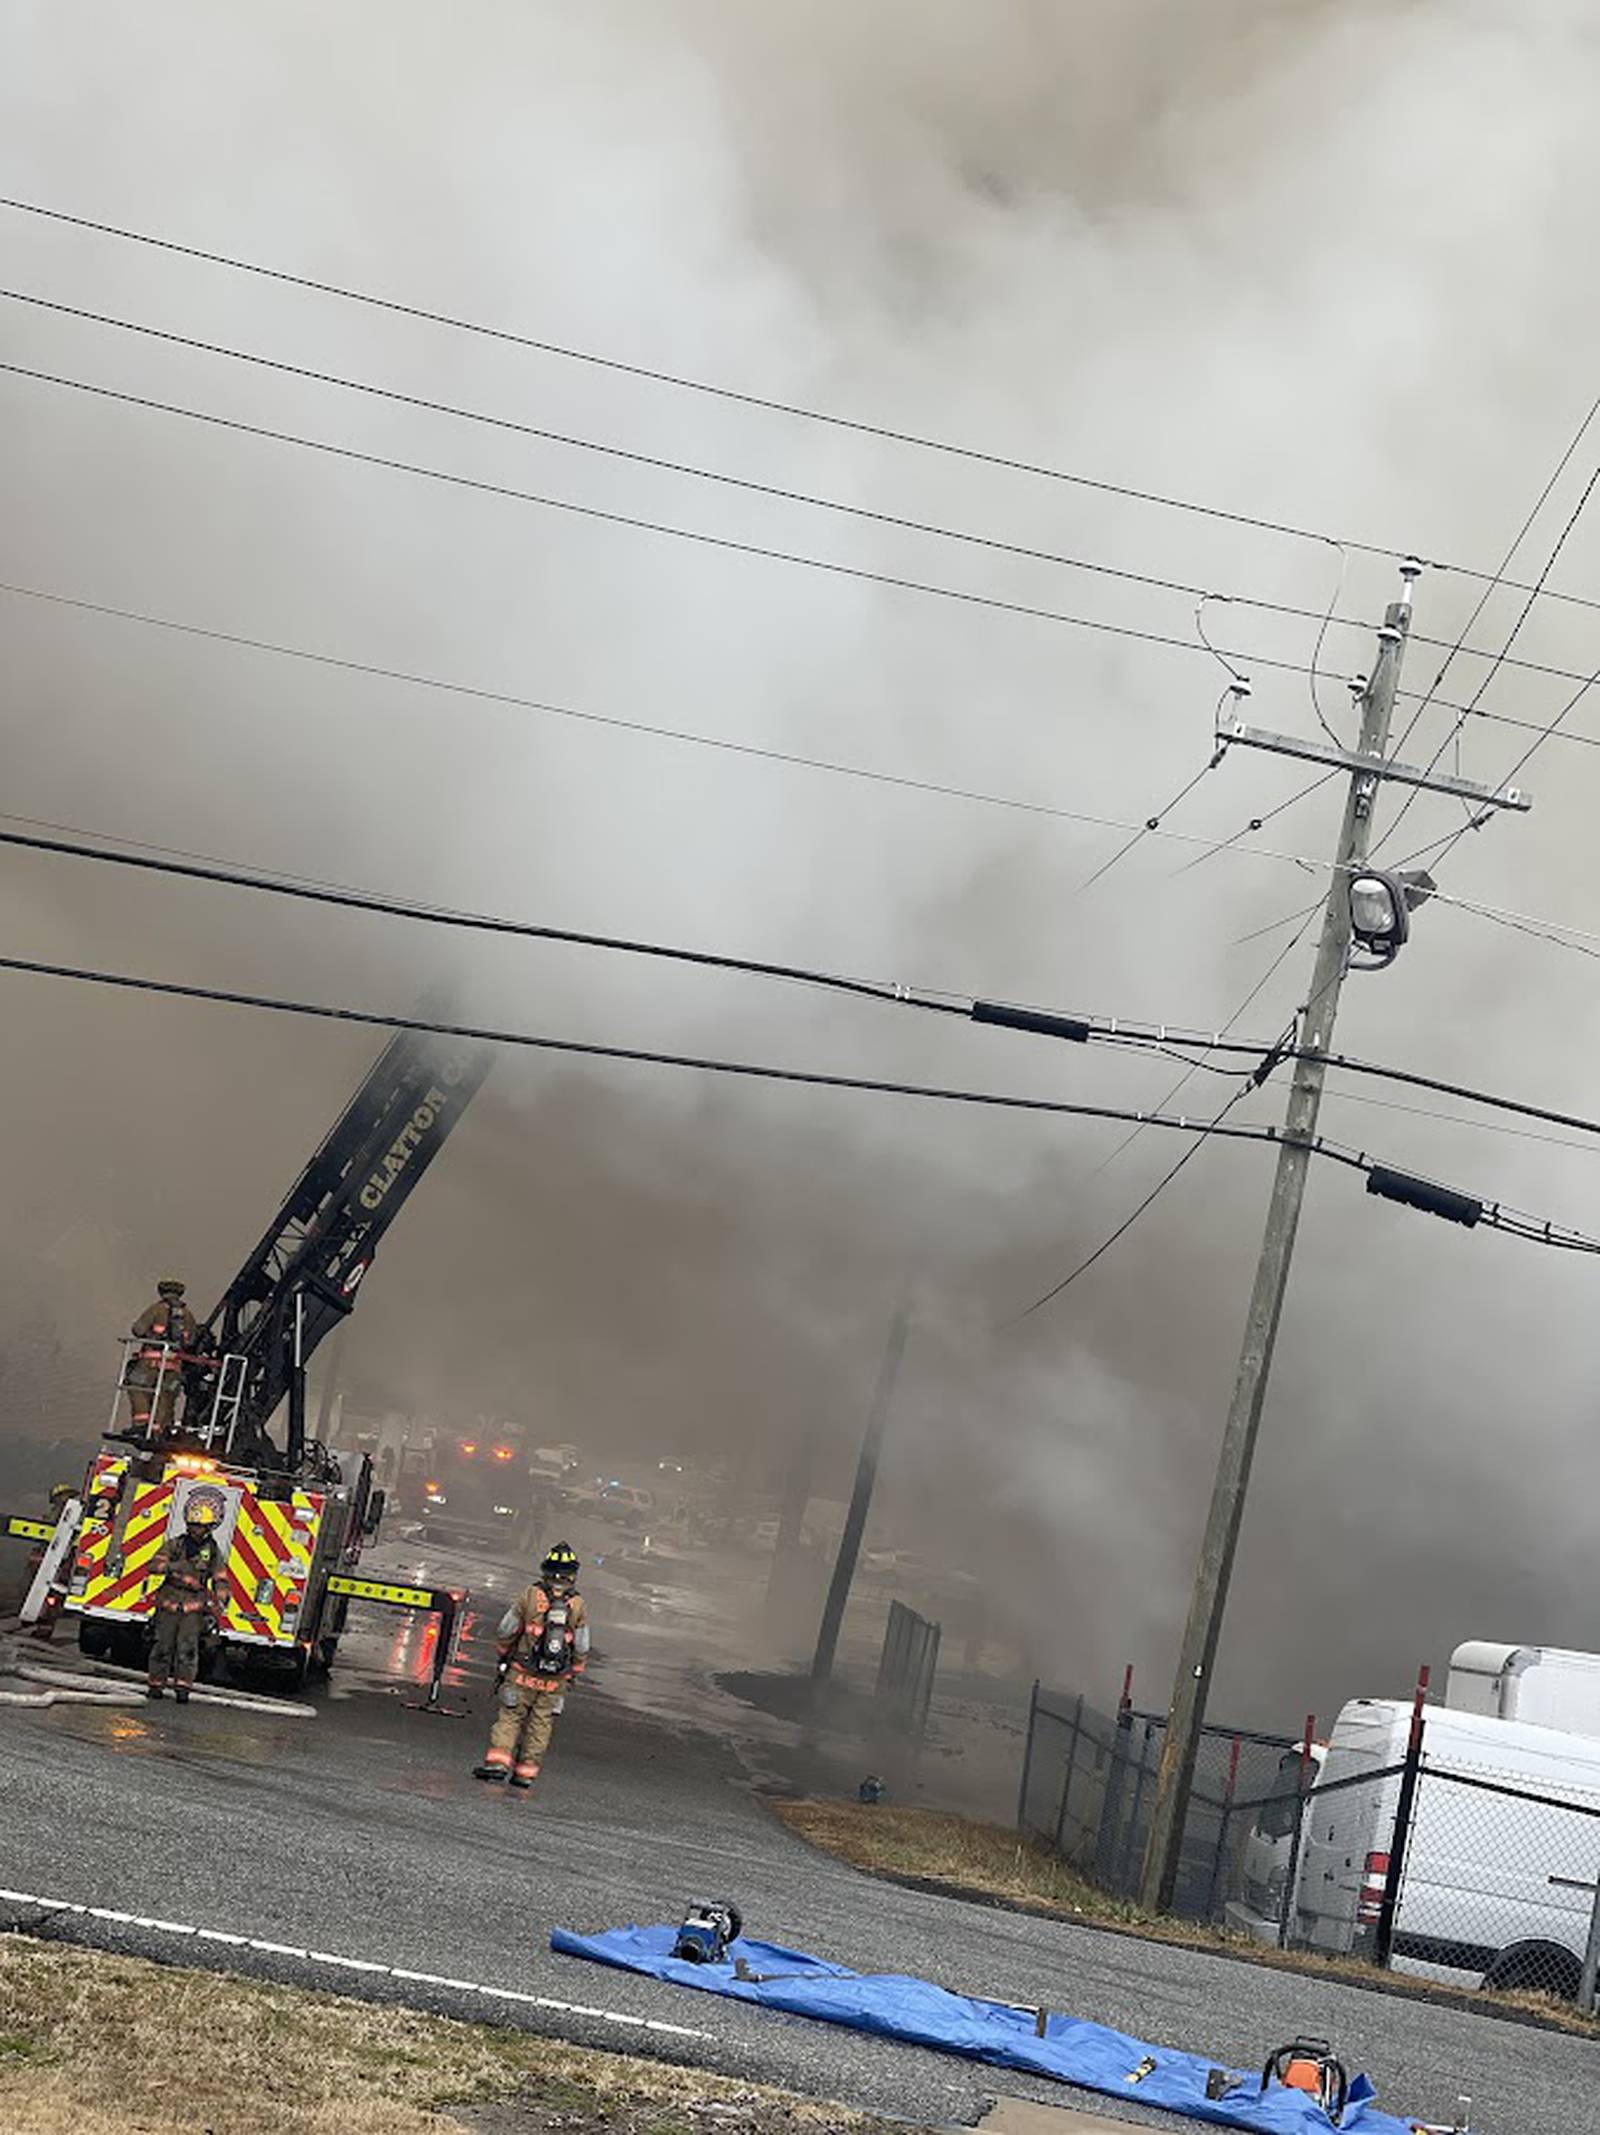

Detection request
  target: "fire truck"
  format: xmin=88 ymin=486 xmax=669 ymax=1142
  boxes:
xmin=22 ymin=1027 xmax=494 ymax=1683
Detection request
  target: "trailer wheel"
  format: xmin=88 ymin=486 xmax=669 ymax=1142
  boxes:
xmin=1485 ymin=1941 xmax=1580 ymax=1999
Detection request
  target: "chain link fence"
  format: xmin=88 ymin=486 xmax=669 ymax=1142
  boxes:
xmin=1017 ymin=1686 xmax=1300 ymax=1919
xmin=1019 ymin=1680 xmax=1600 ymax=2008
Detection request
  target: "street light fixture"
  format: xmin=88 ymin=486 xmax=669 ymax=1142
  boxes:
xmin=1347 ymin=867 xmax=1436 ymax=969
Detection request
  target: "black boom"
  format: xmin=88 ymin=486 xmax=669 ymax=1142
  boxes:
xmin=207 ymin=1028 xmax=493 ymax=1461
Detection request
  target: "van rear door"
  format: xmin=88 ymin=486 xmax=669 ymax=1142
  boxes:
xmin=1296 ymin=1702 xmax=1404 ymax=1955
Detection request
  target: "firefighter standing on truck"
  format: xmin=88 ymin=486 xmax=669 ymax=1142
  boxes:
xmin=473 ymin=1543 xmax=588 ymax=1789
xmin=125 ymin=1278 xmax=200 ymax=1439
xmin=146 ymin=1494 xmax=223 ymax=1702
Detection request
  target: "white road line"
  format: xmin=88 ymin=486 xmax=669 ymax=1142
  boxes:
xmin=0 ymin=1885 xmax=711 ymax=2041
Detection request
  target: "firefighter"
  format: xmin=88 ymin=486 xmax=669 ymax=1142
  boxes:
xmin=125 ymin=1279 xmax=200 ymax=1439
xmin=473 ymin=1542 xmax=589 ymax=1789
xmin=146 ymin=1498 xmax=222 ymax=1702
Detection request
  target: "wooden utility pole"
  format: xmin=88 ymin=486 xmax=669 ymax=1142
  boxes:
xmin=811 ymin=1305 xmax=910 ymax=1685
xmin=1139 ymin=568 xmax=1421 ymax=1910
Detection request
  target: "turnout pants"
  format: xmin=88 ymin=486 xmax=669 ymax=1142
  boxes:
xmin=149 ymin=1606 xmax=202 ymax=1689
xmin=485 ymin=1682 xmax=562 ymax=1782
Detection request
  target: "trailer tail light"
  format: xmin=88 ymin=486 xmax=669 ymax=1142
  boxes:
xmin=1356 ymin=1851 xmax=1390 ymax=1925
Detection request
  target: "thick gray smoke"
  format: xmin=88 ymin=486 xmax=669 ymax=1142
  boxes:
xmin=4 ymin=0 xmax=1600 ymax=1732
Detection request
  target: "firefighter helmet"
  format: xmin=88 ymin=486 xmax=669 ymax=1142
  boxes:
xmin=541 ymin=1542 xmax=580 ymax=1585
xmin=157 ymin=1277 xmax=186 ymax=1297
xmin=48 ymin=1480 xmax=74 ymax=1505
xmin=184 ymin=1489 xmax=225 ymax=1529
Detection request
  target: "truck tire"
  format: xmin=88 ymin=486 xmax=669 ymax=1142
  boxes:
xmin=77 ymin=1621 xmax=112 ymax=1661
xmin=1485 ymin=1942 xmax=1581 ymax=1999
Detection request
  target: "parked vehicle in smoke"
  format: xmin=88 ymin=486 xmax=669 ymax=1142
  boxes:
xmin=1294 ymin=1698 xmax=1600 ymax=1997
xmin=1222 ymin=1743 xmax=1326 ymax=1944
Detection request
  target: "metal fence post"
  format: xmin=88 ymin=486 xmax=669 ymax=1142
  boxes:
xmin=1205 ymin=1733 xmax=1242 ymax=1920
xmin=1277 ymin=1711 xmax=1316 ymax=1950
xmin=1054 ymin=1692 xmax=1085 ymax=1853
xmin=1374 ymin=1664 xmax=1430 ymax=1968
xmin=1580 ymin=1865 xmax=1600 ymax=2013
xmin=1017 ymin=1678 xmax=1040 ymax=1830
xmin=1095 ymin=1667 xmax=1134 ymax=1885
xmin=1120 ymin=1718 xmax=1156 ymax=1893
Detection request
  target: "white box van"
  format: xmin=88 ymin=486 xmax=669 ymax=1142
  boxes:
xmin=1295 ymin=1698 xmax=1600 ymax=1997
xmin=1447 ymin=1642 xmax=1600 ymax=1735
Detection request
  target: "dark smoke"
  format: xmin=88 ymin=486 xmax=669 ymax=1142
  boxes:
xmin=4 ymin=1 xmax=1600 ymax=1734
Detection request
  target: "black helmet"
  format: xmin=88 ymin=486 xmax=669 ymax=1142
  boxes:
xmin=157 ymin=1277 xmax=186 ymax=1297
xmin=541 ymin=1542 xmax=580 ymax=1585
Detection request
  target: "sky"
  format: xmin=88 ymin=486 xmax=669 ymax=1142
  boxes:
xmin=4 ymin=0 xmax=1600 ymax=1732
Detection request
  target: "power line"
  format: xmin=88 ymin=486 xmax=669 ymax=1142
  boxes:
xmin=1380 ymin=445 xmax=1600 ymax=853
xmin=0 ymin=578 xmax=1369 ymax=876
xmin=0 ymin=358 xmax=1344 ymax=669
xmin=0 ymin=193 xmax=1442 ymax=572
xmin=1170 ymin=768 xmax=1341 ymax=878
xmin=0 ymin=285 xmax=1393 ymax=643
xmin=14 ymin=191 xmax=1600 ymax=639
xmin=12 ymin=809 xmax=1598 ymax=1143
xmin=4 ymin=946 xmax=1597 ymax=1259
xmin=1385 ymin=390 xmax=1600 ymax=766
xmin=1010 ymin=913 xmax=1319 ymax=1314
xmin=1077 ymin=722 xmax=1228 ymax=892
xmin=1005 ymin=1083 xmax=1261 ymax=1326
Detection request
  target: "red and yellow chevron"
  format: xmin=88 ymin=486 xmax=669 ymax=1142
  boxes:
xmin=75 ymin=1469 xmax=174 ymax=1617
xmin=219 ymin=1489 xmax=322 ymax=1645
xmin=71 ymin=1454 xmax=328 ymax=1651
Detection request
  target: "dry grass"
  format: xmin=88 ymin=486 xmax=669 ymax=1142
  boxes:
xmin=0 ymin=1935 xmax=892 ymax=2135
xmin=775 ymin=1798 xmax=1600 ymax=2042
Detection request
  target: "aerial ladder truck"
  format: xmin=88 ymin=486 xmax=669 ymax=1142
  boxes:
xmin=18 ymin=1027 xmax=493 ymax=1682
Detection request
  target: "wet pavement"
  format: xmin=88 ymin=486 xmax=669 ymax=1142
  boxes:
xmin=0 ymin=1522 xmax=1584 ymax=2133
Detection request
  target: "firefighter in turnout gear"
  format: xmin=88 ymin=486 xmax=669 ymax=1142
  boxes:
xmin=125 ymin=1279 xmax=200 ymax=1439
xmin=474 ymin=1543 xmax=588 ymax=1788
xmin=146 ymin=1496 xmax=222 ymax=1701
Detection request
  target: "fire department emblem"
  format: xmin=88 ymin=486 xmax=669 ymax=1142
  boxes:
xmin=183 ymin=1483 xmax=229 ymax=1528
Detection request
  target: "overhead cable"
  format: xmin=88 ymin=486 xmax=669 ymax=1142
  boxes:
xmin=2 ymin=948 xmax=1596 ymax=1260
xmin=9 ymin=812 xmax=1594 ymax=1141
xmin=0 ymin=286 xmax=1394 ymax=639
xmin=0 ymin=361 xmax=1334 ymax=668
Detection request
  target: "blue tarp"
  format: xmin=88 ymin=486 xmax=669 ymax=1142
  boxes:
xmin=552 ymin=1924 xmax=1418 ymax=2135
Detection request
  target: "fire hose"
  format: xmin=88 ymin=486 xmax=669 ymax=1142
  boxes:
xmin=0 ymin=1657 xmax=315 ymax=1717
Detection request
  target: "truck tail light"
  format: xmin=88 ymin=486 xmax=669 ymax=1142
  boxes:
xmin=1356 ymin=1850 xmax=1390 ymax=1925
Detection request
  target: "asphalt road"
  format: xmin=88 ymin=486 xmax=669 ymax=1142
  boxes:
xmin=0 ymin=1545 xmax=1588 ymax=2133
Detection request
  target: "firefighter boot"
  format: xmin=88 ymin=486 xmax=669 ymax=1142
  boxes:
xmin=175 ymin=1688 xmax=191 ymax=1704
xmin=509 ymin=1763 xmax=540 ymax=1790
xmin=473 ymin=1762 xmax=508 ymax=1783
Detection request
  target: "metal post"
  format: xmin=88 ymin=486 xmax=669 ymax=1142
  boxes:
xmin=1017 ymin=1678 xmax=1041 ymax=1830
xmin=1053 ymin=1692 xmax=1085 ymax=1852
xmin=286 ymin=1290 xmax=308 ymax=1473
xmin=811 ymin=1306 xmax=910 ymax=1684
xmin=1277 ymin=1712 xmax=1317 ymax=1950
xmin=1096 ymin=1667 xmax=1135 ymax=1885
xmin=1206 ymin=1734 xmax=1243 ymax=1920
xmin=1121 ymin=1718 xmax=1155 ymax=1892
xmin=1140 ymin=569 xmax=1419 ymax=1912
xmin=1578 ymin=1874 xmax=1600 ymax=2012
xmin=1374 ymin=1664 xmax=1430 ymax=1966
